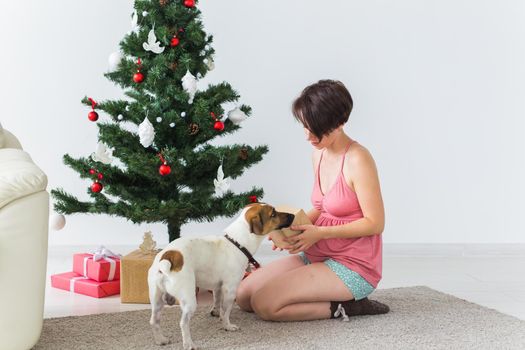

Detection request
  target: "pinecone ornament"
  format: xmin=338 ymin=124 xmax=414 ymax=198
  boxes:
xmin=159 ymin=0 xmax=169 ymax=6
xmin=239 ymin=148 xmax=249 ymax=160
xmin=189 ymin=122 xmax=199 ymax=135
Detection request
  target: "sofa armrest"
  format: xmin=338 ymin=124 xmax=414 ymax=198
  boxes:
xmin=0 ymin=149 xmax=47 ymax=210
xmin=0 ymin=125 xmax=23 ymax=150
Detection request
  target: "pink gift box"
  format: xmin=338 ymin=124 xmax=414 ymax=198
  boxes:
xmin=73 ymin=253 xmax=120 ymax=282
xmin=51 ymin=272 xmax=120 ymax=298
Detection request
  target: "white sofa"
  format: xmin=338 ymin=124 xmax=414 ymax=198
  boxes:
xmin=0 ymin=124 xmax=49 ymax=350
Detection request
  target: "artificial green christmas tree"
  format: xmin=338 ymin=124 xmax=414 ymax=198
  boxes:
xmin=51 ymin=0 xmax=268 ymax=242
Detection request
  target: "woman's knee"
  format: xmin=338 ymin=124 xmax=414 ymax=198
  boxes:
xmin=251 ymin=288 xmax=277 ymax=321
xmin=235 ymin=283 xmax=253 ymax=312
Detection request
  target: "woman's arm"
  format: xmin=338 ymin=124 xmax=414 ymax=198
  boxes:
xmin=306 ymin=208 xmax=321 ymax=224
xmin=306 ymin=150 xmax=322 ymax=224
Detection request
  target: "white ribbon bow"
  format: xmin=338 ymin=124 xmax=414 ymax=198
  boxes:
xmin=92 ymin=245 xmax=122 ymax=261
xmin=82 ymin=246 xmax=122 ymax=281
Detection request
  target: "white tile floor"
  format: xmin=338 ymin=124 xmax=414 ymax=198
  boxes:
xmin=44 ymin=244 xmax=525 ymax=320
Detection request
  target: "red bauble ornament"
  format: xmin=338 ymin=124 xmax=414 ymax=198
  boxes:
xmin=89 ymin=169 xmax=96 ymax=175
xmin=97 ymin=173 xmax=104 ymax=180
xmin=214 ymin=120 xmax=224 ymax=131
xmin=183 ymin=0 xmax=195 ymax=8
xmin=133 ymin=71 xmax=144 ymax=83
xmin=133 ymin=58 xmax=144 ymax=83
xmin=249 ymin=195 xmax=258 ymax=203
xmin=88 ymin=111 xmax=99 ymax=122
xmin=91 ymin=181 xmax=103 ymax=193
xmin=159 ymin=163 xmax=171 ymax=176
xmin=170 ymin=36 xmax=180 ymax=47
xmin=87 ymin=98 xmax=99 ymax=122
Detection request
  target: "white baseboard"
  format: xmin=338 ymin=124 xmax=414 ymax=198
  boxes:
xmin=47 ymin=243 xmax=525 ymax=258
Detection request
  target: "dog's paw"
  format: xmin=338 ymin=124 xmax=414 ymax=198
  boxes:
xmin=210 ymin=309 xmax=220 ymax=317
xmin=154 ymin=335 xmax=171 ymax=346
xmin=223 ymin=324 xmax=240 ymax=331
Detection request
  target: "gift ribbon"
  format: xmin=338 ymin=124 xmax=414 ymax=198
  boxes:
xmin=83 ymin=255 xmax=118 ymax=281
xmin=82 ymin=246 xmax=122 ymax=281
xmin=70 ymin=276 xmax=89 ymax=292
xmin=92 ymin=245 xmax=122 ymax=262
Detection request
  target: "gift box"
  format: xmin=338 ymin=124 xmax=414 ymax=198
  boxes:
xmin=271 ymin=205 xmax=313 ymax=249
xmin=73 ymin=253 xmax=120 ymax=282
xmin=50 ymin=272 xmax=120 ymax=298
xmin=120 ymin=248 xmax=160 ymax=304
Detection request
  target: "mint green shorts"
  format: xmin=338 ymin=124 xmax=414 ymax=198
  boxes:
xmin=299 ymin=252 xmax=375 ymax=300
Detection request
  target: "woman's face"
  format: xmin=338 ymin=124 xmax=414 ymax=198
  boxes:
xmin=303 ymin=126 xmax=342 ymax=149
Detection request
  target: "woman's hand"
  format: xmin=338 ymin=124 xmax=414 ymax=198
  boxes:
xmin=267 ymin=230 xmax=293 ymax=251
xmin=285 ymin=225 xmax=323 ymax=254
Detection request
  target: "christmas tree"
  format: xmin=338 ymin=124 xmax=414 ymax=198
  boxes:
xmin=51 ymin=0 xmax=268 ymax=242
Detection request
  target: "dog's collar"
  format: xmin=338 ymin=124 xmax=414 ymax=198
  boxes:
xmin=224 ymin=234 xmax=261 ymax=269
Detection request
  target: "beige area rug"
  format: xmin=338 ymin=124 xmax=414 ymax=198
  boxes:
xmin=34 ymin=286 xmax=525 ymax=350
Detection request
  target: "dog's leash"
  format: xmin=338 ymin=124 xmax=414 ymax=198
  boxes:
xmin=224 ymin=234 xmax=261 ymax=269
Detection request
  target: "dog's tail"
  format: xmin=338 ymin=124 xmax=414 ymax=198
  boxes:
xmin=158 ymin=250 xmax=184 ymax=275
xmin=158 ymin=260 xmax=172 ymax=276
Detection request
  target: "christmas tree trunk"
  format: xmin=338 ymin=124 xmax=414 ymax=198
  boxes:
xmin=52 ymin=0 xmax=267 ymax=242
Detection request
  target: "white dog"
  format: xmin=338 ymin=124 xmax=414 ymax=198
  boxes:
xmin=147 ymin=203 xmax=294 ymax=350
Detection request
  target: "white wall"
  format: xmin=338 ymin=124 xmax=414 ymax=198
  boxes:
xmin=1 ymin=0 xmax=524 ymax=246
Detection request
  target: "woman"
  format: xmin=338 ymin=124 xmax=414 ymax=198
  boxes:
xmin=236 ymin=80 xmax=389 ymax=321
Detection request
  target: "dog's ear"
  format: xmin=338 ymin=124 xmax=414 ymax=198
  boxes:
xmin=249 ymin=214 xmax=264 ymax=235
xmin=246 ymin=204 xmax=265 ymax=234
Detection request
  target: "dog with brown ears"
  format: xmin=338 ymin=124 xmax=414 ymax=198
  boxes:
xmin=147 ymin=203 xmax=294 ymax=350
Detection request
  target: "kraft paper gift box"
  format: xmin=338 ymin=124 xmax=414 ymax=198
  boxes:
xmin=120 ymin=248 xmax=160 ymax=304
xmin=272 ymin=205 xmax=313 ymax=248
xmin=73 ymin=253 xmax=121 ymax=282
xmin=50 ymin=272 xmax=120 ymax=298
xmin=120 ymin=231 xmax=206 ymax=304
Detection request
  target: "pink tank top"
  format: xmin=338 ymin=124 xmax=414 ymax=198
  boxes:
xmin=305 ymin=139 xmax=383 ymax=288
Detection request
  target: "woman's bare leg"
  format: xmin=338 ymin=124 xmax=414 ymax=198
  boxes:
xmin=236 ymin=254 xmax=305 ymax=312
xmin=250 ymin=262 xmax=354 ymax=321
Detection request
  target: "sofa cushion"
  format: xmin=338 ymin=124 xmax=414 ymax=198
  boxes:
xmin=0 ymin=149 xmax=47 ymax=209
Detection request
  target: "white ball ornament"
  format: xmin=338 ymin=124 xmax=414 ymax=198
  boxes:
xmin=156 ymin=117 xmax=163 ymax=123
xmin=117 ymin=114 xmax=124 ymax=120
xmin=50 ymin=214 xmax=66 ymax=231
xmin=108 ymin=51 xmax=123 ymax=72
xmin=181 ymin=112 xmax=186 ymax=117
xmin=170 ymin=122 xmax=176 ymax=128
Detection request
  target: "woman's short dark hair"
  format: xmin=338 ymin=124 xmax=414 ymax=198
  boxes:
xmin=292 ymin=80 xmax=353 ymax=141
